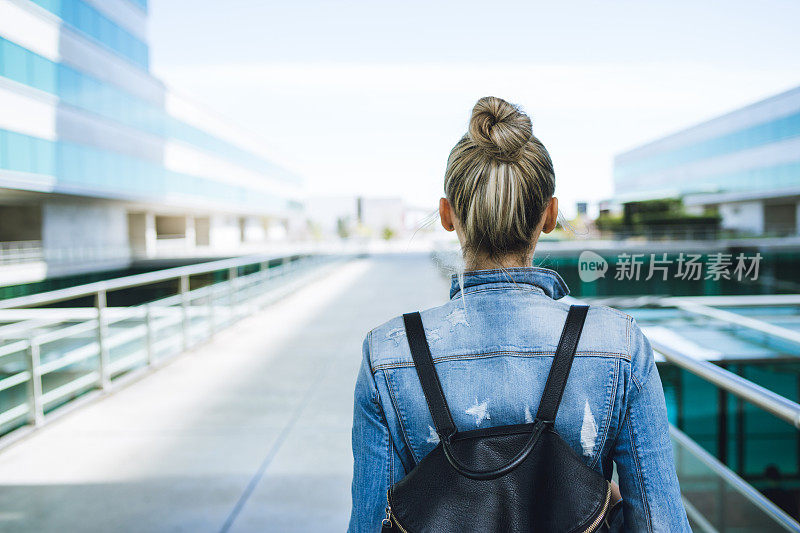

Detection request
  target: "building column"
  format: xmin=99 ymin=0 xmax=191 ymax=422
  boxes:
xmin=185 ymin=215 xmax=196 ymax=249
xmin=144 ymin=212 xmax=157 ymax=258
xmin=128 ymin=212 xmax=157 ymax=259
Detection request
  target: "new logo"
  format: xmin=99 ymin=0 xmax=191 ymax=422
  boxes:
xmin=578 ymin=251 xmax=608 ymax=282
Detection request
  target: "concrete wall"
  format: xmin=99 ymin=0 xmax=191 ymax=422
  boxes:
xmin=209 ymin=214 xmax=242 ymax=249
xmin=128 ymin=212 xmax=155 ymax=256
xmin=718 ymin=201 xmax=764 ymax=234
xmin=195 ymin=216 xmax=211 ymax=246
xmin=42 ymin=199 xmax=130 ymax=260
xmin=241 ymin=216 xmax=267 ymax=242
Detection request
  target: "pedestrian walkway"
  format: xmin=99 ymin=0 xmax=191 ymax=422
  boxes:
xmin=0 ymin=254 xmax=449 ymax=532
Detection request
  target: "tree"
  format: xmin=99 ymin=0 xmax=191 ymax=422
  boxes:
xmin=336 ymin=216 xmax=351 ymax=239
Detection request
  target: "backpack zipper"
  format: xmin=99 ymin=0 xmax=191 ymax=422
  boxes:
xmin=582 ymin=482 xmax=612 ymax=533
xmin=385 ymin=483 xmax=611 ymax=533
xmin=384 ymin=491 xmax=409 ymax=532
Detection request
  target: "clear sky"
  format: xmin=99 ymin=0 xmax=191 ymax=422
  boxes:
xmin=149 ymin=0 xmax=800 ymax=216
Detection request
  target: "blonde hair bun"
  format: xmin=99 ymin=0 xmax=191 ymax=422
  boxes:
xmin=445 ymin=96 xmax=555 ymax=261
xmin=468 ymin=96 xmax=533 ymax=162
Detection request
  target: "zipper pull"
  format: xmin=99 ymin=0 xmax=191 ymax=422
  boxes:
xmin=381 ymin=505 xmax=393 ymax=530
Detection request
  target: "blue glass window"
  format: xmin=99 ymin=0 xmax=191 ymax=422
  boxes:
xmin=6 ymin=131 xmax=32 ymax=173
xmin=31 ymin=137 xmax=55 ymax=175
xmin=0 ymin=130 xmax=6 ymax=169
xmin=1 ymin=39 xmax=29 ymax=85
xmin=126 ymin=0 xmax=147 ymax=12
xmin=616 ymin=111 xmax=800 ymax=184
xmin=30 ymin=0 xmax=149 ymax=69
xmin=0 ymin=129 xmax=290 ymax=209
xmin=29 ymin=53 xmax=56 ymax=93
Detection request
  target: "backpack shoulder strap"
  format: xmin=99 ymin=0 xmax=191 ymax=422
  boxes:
xmin=402 ymin=312 xmax=458 ymax=439
xmin=535 ymin=305 xmax=590 ymax=423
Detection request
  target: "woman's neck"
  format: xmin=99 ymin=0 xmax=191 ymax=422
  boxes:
xmin=465 ymin=251 xmax=534 ymax=271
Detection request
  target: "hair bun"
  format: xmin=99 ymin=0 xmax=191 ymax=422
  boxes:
xmin=468 ymin=96 xmax=532 ymax=162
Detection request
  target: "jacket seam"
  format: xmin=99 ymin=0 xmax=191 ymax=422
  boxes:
xmin=610 ymin=359 xmax=630 ymax=446
xmin=367 ymin=333 xmax=402 ymax=490
xmin=366 ymin=331 xmax=385 ymax=405
xmin=373 ymin=350 xmax=630 ymax=370
xmin=597 ymin=304 xmax=633 ymax=321
xmin=635 ymin=343 xmax=656 ymax=393
xmin=384 ymin=370 xmax=419 ymax=465
xmin=631 ymin=372 xmax=644 ymax=392
xmin=384 ymin=414 xmax=391 ymax=492
xmin=625 ymin=317 xmax=631 ymax=363
xmin=365 ymin=356 xmax=393 ymax=495
xmin=449 ymin=266 xmax=568 ymax=299
xmin=366 ymin=329 xmax=376 ymax=375
xmin=627 ymin=405 xmax=654 ymax=532
xmin=590 ymin=357 xmax=619 ymax=470
xmin=452 ymin=286 xmax=546 ymax=299
xmin=627 ymin=318 xmax=647 ymax=393
xmin=388 ymin=437 xmax=394 ymax=486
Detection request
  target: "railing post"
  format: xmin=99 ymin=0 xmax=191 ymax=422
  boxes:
xmin=210 ymin=283 xmax=218 ymax=336
xmin=260 ymin=261 xmax=270 ymax=285
xmin=25 ymin=337 xmax=44 ymax=427
xmin=228 ymin=267 xmax=237 ymax=320
xmin=205 ymin=285 xmax=214 ymax=340
xmin=258 ymin=261 xmax=271 ymax=306
xmin=95 ymin=290 xmax=111 ymax=391
xmin=180 ymin=275 xmax=189 ymax=351
xmin=145 ymin=303 xmax=154 ymax=366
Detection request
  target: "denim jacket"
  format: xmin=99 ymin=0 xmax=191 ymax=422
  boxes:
xmin=348 ymin=267 xmax=690 ymax=532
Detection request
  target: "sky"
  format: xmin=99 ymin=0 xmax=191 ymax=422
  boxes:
xmin=148 ymin=0 xmax=800 ymax=216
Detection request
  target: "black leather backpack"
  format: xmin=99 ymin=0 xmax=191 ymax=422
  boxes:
xmin=381 ymin=305 xmax=617 ymax=533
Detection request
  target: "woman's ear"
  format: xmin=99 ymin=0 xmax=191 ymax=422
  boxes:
xmin=542 ymin=197 xmax=559 ymax=234
xmin=439 ymin=197 xmax=455 ymax=231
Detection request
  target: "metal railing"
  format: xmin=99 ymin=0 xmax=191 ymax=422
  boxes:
xmin=650 ymin=339 xmax=800 ymax=429
xmin=671 ymin=426 xmax=799 ymax=532
xmin=0 ymin=253 xmax=345 ymax=440
xmin=670 ymin=299 xmax=800 ymax=347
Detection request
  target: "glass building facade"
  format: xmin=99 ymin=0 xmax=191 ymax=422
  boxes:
xmin=0 ymin=0 xmax=303 ymax=282
xmin=29 ymin=0 xmax=149 ymax=68
xmin=613 ymin=86 xmax=800 ymax=236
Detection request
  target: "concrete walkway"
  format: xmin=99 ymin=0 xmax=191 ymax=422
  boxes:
xmin=0 ymin=254 xmax=449 ymax=533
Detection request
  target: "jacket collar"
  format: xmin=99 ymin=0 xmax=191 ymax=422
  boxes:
xmin=449 ymin=267 xmax=570 ymax=300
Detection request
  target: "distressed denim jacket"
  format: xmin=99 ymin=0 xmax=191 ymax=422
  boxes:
xmin=348 ymin=267 xmax=690 ymax=532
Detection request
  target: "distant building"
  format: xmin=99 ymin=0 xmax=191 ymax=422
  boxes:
xmin=357 ymin=197 xmax=405 ymax=238
xmin=304 ymin=196 xmax=439 ymax=241
xmin=303 ymin=196 xmax=359 ymax=238
xmin=0 ymin=0 xmax=303 ymax=284
xmin=613 ymin=86 xmax=800 ymax=236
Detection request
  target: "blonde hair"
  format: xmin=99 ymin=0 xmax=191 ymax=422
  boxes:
xmin=444 ymin=96 xmax=555 ymax=262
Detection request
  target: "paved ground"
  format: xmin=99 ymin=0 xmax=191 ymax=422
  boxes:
xmin=0 ymin=254 xmax=449 ymax=533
